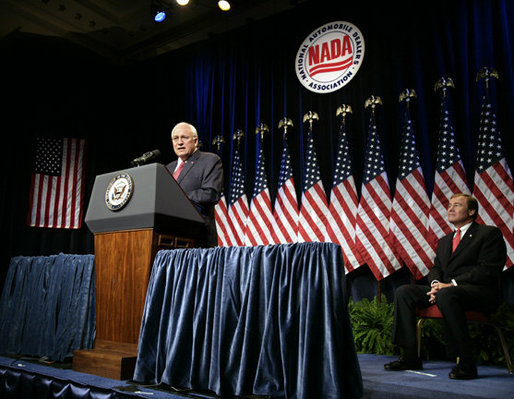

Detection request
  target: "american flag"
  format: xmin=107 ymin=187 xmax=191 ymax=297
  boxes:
xmin=272 ymin=140 xmax=299 ymax=243
xmin=213 ymin=138 xmax=238 ymax=247
xmin=390 ymin=104 xmax=435 ymax=279
xmin=472 ymin=94 xmax=514 ymax=268
xmin=355 ymin=108 xmax=402 ymax=280
xmin=325 ymin=116 xmax=362 ymax=273
xmin=244 ymin=142 xmax=274 ymax=245
xmin=227 ymin=144 xmax=248 ymax=246
xmin=297 ymin=123 xmax=330 ymax=242
xmin=27 ymin=137 xmax=86 ymax=229
xmin=427 ymin=94 xmax=471 ymax=248
xmin=214 ymin=193 xmax=230 ymax=246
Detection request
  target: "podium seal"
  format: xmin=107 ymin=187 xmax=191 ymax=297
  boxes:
xmin=105 ymin=173 xmax=134 ymax=211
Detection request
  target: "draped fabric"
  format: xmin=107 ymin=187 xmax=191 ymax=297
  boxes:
xmin=0 ymin=254 xmax=95 ymax=362
xmin=0 ymin=367 xmax=122 ymax=399
xmin=134 ymin=243 xmax=362 ymax=399
xmin=0 ymin=357 xmax=185 ymax=399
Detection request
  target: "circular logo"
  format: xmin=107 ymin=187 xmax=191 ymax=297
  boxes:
xmin=105 ymin=173 xmax=134 ymax=211
xmin=295 ymin=21 xmax=365 ymax=94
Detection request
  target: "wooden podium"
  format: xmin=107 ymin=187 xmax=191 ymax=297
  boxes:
xmin=72 ymin=163 xmax=204 ymax=380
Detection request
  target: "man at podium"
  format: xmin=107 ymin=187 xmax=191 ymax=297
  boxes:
xmin=166 ymin=122 xmax=223 ymax=247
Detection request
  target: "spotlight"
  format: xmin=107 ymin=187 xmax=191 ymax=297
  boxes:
xmin=176 ymin=0 xmax=190 ymax=5
xmin=154 ymin=10 xmax=167 ymax=22
xmin=151 ymin=0 xmax=171 ymax=23
xmin=218 ymin=0 xmax=231 ymax=11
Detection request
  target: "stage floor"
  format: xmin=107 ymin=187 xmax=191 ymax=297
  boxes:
xmin=359 ymin=354 xmax=514 ymax=399
xmin=1 ymin=354 xmax=513 ymax=398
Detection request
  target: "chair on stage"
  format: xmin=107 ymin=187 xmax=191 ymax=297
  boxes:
xmin=416 ymin=304 xmax=513 ymax=373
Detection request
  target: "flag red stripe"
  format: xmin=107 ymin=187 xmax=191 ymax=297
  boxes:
xmin=301 ymin=187 xmax=328 ymax=241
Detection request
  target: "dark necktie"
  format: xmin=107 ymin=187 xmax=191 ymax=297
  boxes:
xmin=173 ymin=162 xmax=185 ymax=179
xmin=452 ymin=228 xmax=461 ymax=253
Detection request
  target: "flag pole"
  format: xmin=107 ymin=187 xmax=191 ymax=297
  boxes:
xmin=398 ymin=89 xmax=417 ymax=284
xmin=336 ymin=104 xmax=353 ymax=295
xmin=364 ymin=96 xmax=383 ymax=301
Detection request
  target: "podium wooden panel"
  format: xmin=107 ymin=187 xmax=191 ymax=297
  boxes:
xmin=73 ymin=164 xmax=204 ymax=380
xmin=95 ymin=228 xmax=155 ymax=343
xmin=72 ymin=228 xmax=194 ymax=379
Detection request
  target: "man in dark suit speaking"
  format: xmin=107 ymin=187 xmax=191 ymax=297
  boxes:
xmin=384 ymin=193 xmax=506 ymax=379
xmin=166 ymin=122 xmax=223 ymax=247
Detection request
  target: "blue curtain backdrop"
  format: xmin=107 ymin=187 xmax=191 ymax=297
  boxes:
xmin=177 ymin=0 xmax=513 ymax=205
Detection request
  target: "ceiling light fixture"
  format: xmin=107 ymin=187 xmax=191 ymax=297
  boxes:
xmin=151 ymin=0 xmax=171 ymax=23
xmin=176 ymin=0 xmax=190 ymax=6
xmin=218 ymin=0 xmax=231 ymax=12
xmin=154 ymin=10 xmax=167 ymax=22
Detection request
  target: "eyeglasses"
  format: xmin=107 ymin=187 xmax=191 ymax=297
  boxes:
xmin=172 ymin=135 xmax=195 ymax=142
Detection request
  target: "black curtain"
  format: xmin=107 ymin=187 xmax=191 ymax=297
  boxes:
xmin=1 ymin=0 xmax=513 ymax=300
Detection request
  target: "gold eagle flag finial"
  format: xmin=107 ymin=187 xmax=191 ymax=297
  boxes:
xmin=476 ymin=66 xmax=499 ymax=92
xmin=336 ymin=104 xmax=352 ymax=125
xmin=278 ymin=117 xmax=293 ymax=140
xmin=212 ymin=135 xmax=225 ymax=153
xmin=303 ymin=111 xmax=319 ymax=130
xmin=364 ymin=95 xmax=382 ymax=116
xmin=255 ymin=123 xmax=269 ymax=141
xmin=399 ymin=89 xmax=417 ymax=111
xmin=233 ymin=129 xmax=245 ymax=147
xmin=399 ymin=88 xmax=417 ymax=103
xmin=434 ymin=77 xmax=455 ymax=98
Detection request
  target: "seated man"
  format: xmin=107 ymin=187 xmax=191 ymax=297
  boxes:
xmin=166 ymin=122 xmax=223 ymax=247
xmin=384 ymin=193 xmax=506 ymax=379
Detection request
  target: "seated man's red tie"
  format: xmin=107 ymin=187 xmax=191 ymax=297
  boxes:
xmin=452 ymin=228 xmax=461 ymax=253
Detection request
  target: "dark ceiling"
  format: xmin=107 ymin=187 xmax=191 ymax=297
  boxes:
xmin=0 ymin=0 xmax=304 ymax=63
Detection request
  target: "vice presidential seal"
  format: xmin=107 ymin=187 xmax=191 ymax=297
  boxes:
xmin=105 ymin=173 xmax=133 ymax=211
xmin=295 ymin=21 xmax=365 ymax=94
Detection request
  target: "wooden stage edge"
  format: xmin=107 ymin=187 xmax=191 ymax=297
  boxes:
xmin=72 ymin=340 xmax=138 ymax=380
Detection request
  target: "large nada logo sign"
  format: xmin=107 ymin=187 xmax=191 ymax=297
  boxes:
xmin=295 ymin=21 xmax=365 ymax=93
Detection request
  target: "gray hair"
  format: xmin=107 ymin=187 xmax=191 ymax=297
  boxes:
xmin=171 ymin=122 xmax=198 ymax=139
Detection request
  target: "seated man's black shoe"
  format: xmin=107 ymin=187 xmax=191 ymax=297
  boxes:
xmin=449 ymin=364 xmax=477 ymax=380
xmin=384 ymin=357 xmax=423 ymax=371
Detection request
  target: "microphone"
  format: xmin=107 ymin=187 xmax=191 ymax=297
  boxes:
xmin=130 ymin=149 xmax=161 ymax=166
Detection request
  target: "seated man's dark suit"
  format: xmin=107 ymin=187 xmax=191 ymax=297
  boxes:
xmin=392 ymin=222 xmax=506 ymax=364
xmin=166 ymin=150 xmax=223 ymax=247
